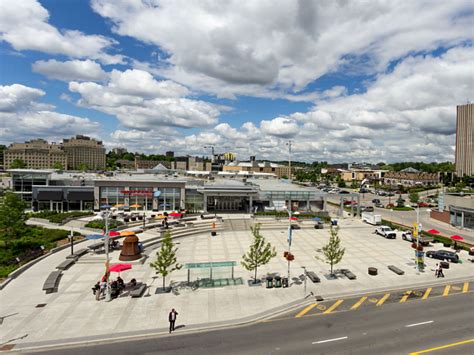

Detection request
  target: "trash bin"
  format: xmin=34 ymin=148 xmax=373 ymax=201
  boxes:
xmin=274 ymin=276 xmax=282 ymax=288
xmin=282 ymin=277 xmax=289 ymax=288
xmin=331 ymin=219 xmax=338 ymax=226
xmin=266 ymin=276 xmax=274 ymax=288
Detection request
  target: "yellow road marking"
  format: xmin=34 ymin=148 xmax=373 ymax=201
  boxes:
xmin=410 ymin=338 xmax=474 ymax=354
xmin=462 ymin=282 xmax=469 ymax=293
xmin=368 ymin=297 xmax=378 ymax=303
xmin=323 ymin=299 xmax=344 ymax=314
xmin=376 ymin=293 xmax=390 ymax=306
xmin=350 ymin=296 xmax=367 ymax=310
xmin=400 ymin=291 xmax=412 ymax=303
xmin=442 ymin=285 xmax=450 ymax=296
xmin=421 ymin=288 xmax=432 ymax=300
xmin=295 ymin=303 xmax=317 ymax=318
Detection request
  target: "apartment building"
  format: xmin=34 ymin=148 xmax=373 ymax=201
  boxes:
xmin=455 ymin=103 xmax=474 ymax=177
xmin=62 ymin=135 xmax=106 ymax=170
xmin=4 ymin=139 xmax=67 ymax=169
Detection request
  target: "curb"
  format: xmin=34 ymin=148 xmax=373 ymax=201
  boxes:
xmin=6 ymin=276 xmax=474 ymax=352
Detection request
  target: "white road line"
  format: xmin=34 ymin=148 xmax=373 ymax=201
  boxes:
xmin=312 ymin=336 xmax=348 ymax=344
xmin=405 ymin=320 xmax=434 ymax=328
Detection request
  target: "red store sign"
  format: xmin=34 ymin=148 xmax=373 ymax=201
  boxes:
xmin=120 ymin=190 xmax=153 ymax=196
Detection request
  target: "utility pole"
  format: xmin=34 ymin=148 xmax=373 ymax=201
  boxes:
xmin=204 ymin=145 xmax=215 ymax=163
xmin=302 ymin=266 xmax=307 ymax=297
xmin=69 ymin=227 xmax=74 ymax=255
xmin=103 ymin=210 xmax=112 ymax=302
xmin=287 ymin=140 xmax=292 ymax=181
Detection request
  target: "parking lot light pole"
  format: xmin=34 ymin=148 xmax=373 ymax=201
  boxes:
xmin=103 ymin=210 xmax=112 ymax=302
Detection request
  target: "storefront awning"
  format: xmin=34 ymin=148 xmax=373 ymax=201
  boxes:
xmin=37 ymin=190 xmax=63 ymax=201
xmin=68 ymin=191 xmax=94 ymax=201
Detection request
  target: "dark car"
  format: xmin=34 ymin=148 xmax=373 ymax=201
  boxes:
xmin=372 ymin=198 xmax=381 ymax=204
xmin=306 ymin=271 xmax=321 ymax=283
xmin=339 ymin=190 xmax=350 ymax=194
xmin=426 ymin=250 xmax=459 ymax=263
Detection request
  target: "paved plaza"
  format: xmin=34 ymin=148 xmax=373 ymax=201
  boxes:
xmin=1 ymin=218 xmax=473 ymax=351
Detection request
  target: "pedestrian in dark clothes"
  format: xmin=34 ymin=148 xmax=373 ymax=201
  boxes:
xmin=169 ymin=308 xmax=178 ymax=333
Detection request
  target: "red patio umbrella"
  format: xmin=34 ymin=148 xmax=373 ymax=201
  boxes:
xmin=289 ymin=217 xmax=298 ymax=221
xmin=427 ymin=229 xmax=440 ymax=234
xmin=450 ymin=235 xmax=464 ymax=241
xmin=109 ymin=264 xmax=132 ymax=273
xmin=169 ymin=212 xmax=182 ymax=218
xmin=104 ymin=231 xmax=121 ymax=237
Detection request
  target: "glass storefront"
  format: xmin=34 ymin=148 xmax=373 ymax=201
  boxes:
xmin=128 ymin=187 xmax=154 ymax=210
xmin=157 ymin=187 xmax=181 ymax=211
xmin=99 ymin=186 xmax=181 ymax=211
xmin=185 ymin=189 xmax=204 ymax=211
xmin=99 ymin=186 xmax=125 ymax=206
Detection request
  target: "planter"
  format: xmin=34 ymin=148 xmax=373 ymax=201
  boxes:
xmin=368 ymin=267 xmax=378 ymax=276
xmin=138 ymin=216 xmax=143 ymax=220
xmin=124 ymin=218 xmax=129 ymax=223
xmin=247 ymin=279 xmax=262 ymax=287
xmin=155 ymin=286 xmax=172 ymax=294
xmin=211 ymin=231 xmax=217 ymax=236
xmin=440 ymin=261 xmax=450 ymax=269
xmin=416 ymin=245 xmax=423 ymax=251
xmin=443 ymin=243 xmax=451 ymax=248
xmin=131 ymin=217 xmax=137 ymax=221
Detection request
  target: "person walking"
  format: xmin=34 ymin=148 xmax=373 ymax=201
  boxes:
xmin=168 ymin=308 xmax=178 ymax=333
xmin=434 ymin=263 xmax=439 ymax=277
xmin=437 ymin=263 xmax=445 ymax=278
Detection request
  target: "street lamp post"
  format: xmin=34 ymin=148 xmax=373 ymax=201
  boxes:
xmin=103 ymin=210 xmax=112 ymax=302
xmin=69 ymin=227 xmax=74 ymax=256
xmin=301 ymin=266 xmax=307 ymax=297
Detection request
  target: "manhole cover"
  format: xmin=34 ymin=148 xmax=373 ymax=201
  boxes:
xmin=317 ymin=304 xmax=327 ymax=310
xmin=36 ymin=303 xmax=47 ymax=308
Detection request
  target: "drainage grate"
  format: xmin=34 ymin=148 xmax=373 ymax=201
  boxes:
xmin=35 ymin=303 xmax=47 ymax=308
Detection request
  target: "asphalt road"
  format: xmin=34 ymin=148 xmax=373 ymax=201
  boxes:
xmin=26 ymin=289 xmax=474 ymax=355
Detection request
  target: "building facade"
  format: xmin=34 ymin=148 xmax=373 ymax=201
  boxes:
xmin=4 ymin=139 xmax=67 ymax=169
xmin=383 ymin=172 xmax=438 ymax=186
xmin=455 ymin=103 xmax=474 ymax=177
xmin=62 ymin=135 xmax=106 ymax=170
xmin=430 ymin=193 xmax=473 ymax=229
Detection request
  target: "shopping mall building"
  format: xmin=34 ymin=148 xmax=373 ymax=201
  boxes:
xmin=8 ymin=169 xmax=327 ymax=213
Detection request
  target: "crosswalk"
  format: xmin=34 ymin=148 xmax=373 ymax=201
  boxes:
xmin=288 ymin=281 xmax=472 ymax=320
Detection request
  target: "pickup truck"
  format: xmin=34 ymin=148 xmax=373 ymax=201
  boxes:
xmin=401 ymin=231 xmax=434 ymax=245
xmin=375 ymin=226 xmax=397 ymax=239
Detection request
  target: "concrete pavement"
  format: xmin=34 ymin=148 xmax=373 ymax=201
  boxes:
xmin=1 ymin=217 xmax=473 ymax=352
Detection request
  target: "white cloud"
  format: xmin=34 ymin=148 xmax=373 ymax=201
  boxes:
xmin=0 ymin=0 xmax=123 ymax=64
xmin=32 ymin=59 xmax=108 ymax=82
xmin=260 ymin=117 xmax=299 ymax=138
xmin=92 ymin=0 xmax=472 ymax=97
xmin=69 ymin=68 xmax=220 ymax=130
xmin=0 ymin=83 xmax=101 ymax=144
xmin=0 ymin=84 xmax=44 ymax=112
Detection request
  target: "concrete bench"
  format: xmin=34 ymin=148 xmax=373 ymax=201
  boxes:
xmin=200 ymin=214 xmax=216 ymax=220
xmin=181 ymin=216 xmax=197 ymax=222
xmin=42 ymin=271 xmax=62 ymax=293
xmin=340 ymin=269 xmax=357 ymax=280
xmin=66 ymin=248 xmax=89 ymax=260
xmin=130 ymin=283 xmax=147 ymax=297
xmin=56 ymin=259 xmax=75 ymax=270
xmin=388 ymin=265 xmax=405 ymax=275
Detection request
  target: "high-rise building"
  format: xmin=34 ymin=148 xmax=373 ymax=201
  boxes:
xmin=4 ymin=139 xmax=67 ymax=169
xmin=455 ymin=103 xmax=474 ymax=177
xmin=62 ymin=135 xmax=106 ymax=170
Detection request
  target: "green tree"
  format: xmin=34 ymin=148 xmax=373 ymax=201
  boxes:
xmin=396 ymin=195 xmax=405 ymax=207
xmin=150 ymin=231 xmax=182 ymax=290
xmin=241 ymin=224 xmax=277 ymax=284
xmin=409 ymin=191 xmax=420 ymax=204
xmin=52 ymin=162 xmax=64 ymax=170
xmin=0 ymin=192 xmax=27 ymax=247
xmin=10 ymin=159 xmax=26 ymax=169
xmin=317 ymin=226 xmax=345 ymax=276
xmin=77 ymin=163 xmax=89 ymax=171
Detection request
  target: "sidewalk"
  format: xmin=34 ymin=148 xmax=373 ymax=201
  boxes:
xmin=1 ymin=219 xmax=473 ymax=351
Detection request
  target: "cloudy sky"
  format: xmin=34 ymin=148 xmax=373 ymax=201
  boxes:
xmin=0 ymin=0 xmax=472 ymax=163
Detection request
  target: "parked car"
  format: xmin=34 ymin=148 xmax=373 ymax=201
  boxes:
xmin=426 ymin=250 xmax=459 ymax=263
xmin=364 ymin=206 xmax=374 ymax=212
xmin=401 ymin=231 xmax=434 ymax=245
xmin=306 ymin=271 xmax=321 ymax=283
xmin=339 ymin=190 xmax=350 ymax=194
xmin=372 ymin=198 xmax=381 ymax=204
xmin=418 ymin=202 xmax=429 ymax=207
xmin=375 ymin=225 xmax=397 ymax=239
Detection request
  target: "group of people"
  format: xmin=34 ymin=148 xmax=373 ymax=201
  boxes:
xmin=92 ymin=276 xmax=138 ymax=300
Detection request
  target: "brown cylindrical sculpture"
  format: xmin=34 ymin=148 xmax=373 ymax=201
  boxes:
xmin=119 ymin=235 xmax=141 ymax=261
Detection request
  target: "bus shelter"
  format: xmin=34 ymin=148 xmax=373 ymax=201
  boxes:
xmin=185 ymin=261 xmax=238 ymax=287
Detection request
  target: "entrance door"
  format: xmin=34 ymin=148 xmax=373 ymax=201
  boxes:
xmin=52 ymin=201 xmax=63 ymax=212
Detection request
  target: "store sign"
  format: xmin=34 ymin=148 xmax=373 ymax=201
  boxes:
xmin=438 ymin=192 xmax=445 ymax=212
xmin=120 ymin=190 xmax=153 ymax=196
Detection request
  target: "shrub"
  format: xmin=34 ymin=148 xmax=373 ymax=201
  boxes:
xmin=85 ymin=219 xmax=124 ymax=230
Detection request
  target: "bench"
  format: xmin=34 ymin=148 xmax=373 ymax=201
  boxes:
xmin=42 ymin=271 xmax=62 ymax=293
xmin=181 ymin=216 xmax=197 ymax=222
xmin=66 ymin=248 xmax=89 ymax=260
xmin=340 ymin=269 xmax=357 ymax=280
xmin=200 ymin=214 xmax=216 ymax=220
xmin=306 ymin=271 xmax=321 ymax=283
xmin=130 ymin=283 xmax=147 ymax=298
xmin=56 ymin=259 xmax=75 ymax=270
xmin=388 ymin=265 xmax=405 ymax=275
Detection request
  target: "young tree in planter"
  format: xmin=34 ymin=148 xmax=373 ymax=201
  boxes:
xmin=317 ymin=226 xmax=345 ymax=276
xmin=150 ymin=231 xmax=182 ymax=291
xmin=409 ymin=191 xmax=420 ymax=205
xmin=241 ymin=224 xmax=276 ymax=284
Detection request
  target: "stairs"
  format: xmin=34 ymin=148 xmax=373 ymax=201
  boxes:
xmin=223 ymin=219 xmax=253 ymax=231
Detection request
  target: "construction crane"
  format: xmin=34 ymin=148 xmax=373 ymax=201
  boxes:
xmin=203 ymin=145 xmax=215 ymax=163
